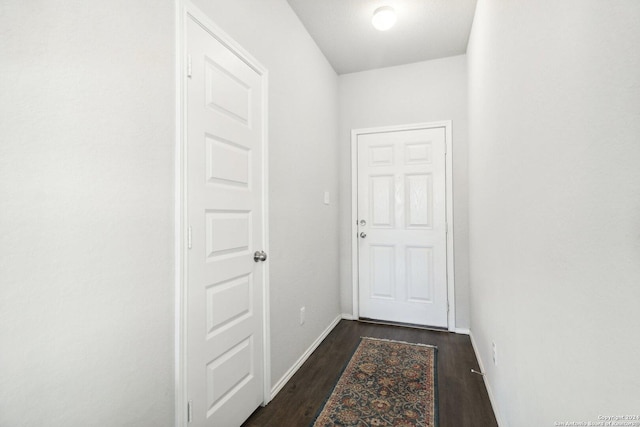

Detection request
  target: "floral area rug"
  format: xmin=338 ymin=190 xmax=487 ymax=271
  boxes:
xmin=312 ymin=337 xmax=438 ymax=427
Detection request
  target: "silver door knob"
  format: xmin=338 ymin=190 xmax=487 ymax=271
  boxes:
xmin=254 ymin=250 xmax=267 ymax=262
xmin=360 ymin=232 xmax=367 ymax=238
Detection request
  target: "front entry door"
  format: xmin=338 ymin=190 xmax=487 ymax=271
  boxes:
xmin=185 ymin=13 xmax=267 ymax=427
xmin=357 ymin=127 xmax=448 ymax=328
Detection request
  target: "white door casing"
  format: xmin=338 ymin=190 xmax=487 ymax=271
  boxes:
xmin=351 ymin=123 xmax=455 ymax=330
xmin=181 ymin=6 xmax=269 ymax=427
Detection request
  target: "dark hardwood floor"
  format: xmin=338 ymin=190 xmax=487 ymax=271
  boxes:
xmin=242 ymin=320 xmax=498 ymax=427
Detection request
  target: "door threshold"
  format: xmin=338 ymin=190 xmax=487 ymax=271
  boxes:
xmin=357 ymin=317 xmax=449 ymax=333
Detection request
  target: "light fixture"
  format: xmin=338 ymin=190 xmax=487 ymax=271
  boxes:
xmin=372 ymin=6 xmax=397 ymax=31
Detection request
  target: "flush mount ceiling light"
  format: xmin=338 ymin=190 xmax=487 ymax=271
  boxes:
xmin=372 ymin=6 xmax=397 ymax=31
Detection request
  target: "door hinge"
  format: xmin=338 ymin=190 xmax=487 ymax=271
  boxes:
xmin=187 ymin=55 xmax=192 ymax=78
xmin=187 ymin=400 xmax=192 ymax=423
xmin=187 ymin=226 xmax=192 ymax=249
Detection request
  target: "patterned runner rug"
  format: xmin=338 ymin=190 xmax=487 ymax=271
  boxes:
xmin=312 ymin=337 xmax=438 ymax=427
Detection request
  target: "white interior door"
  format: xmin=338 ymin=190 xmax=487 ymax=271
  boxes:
xmin=357 ymin=127 xmax=448 ymax=328
xmin=185 ymin=14 xmax=267 ymax=427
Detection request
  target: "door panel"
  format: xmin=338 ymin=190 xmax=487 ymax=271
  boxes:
xmin=186 ymin=16 xmax=265 ymax=427
xmin=370 ymin=176 xmax=394 ymax=227
xmin=357 ymin=128 xmax=447 ymax=327
xmin=370 ymin=245 xmax=396 ymax=299
xmin=405 ymin=173 xmax=432 ymax=228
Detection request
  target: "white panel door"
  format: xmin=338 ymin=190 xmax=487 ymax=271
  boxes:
xmin=357 ymin=128 xmax=448 ymax=327
xmin=186 ymin=16 xmax=266 ymax=427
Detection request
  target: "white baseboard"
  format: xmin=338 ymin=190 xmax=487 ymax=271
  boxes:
xmin=341 ymin=313 xmax=356 ymax=320
xmin=454 ymin=328 xmax=470 ymax=335
xmin=469 ymin=331 xmax=504 ymax=427
xmin=270 ymin=314 xmax=342 ymax=399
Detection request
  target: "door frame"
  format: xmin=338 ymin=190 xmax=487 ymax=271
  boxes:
xmin=350 ymin=121 xmax=455 ymax=332
xmin=175 ymin=2 xmax=271 ymax=425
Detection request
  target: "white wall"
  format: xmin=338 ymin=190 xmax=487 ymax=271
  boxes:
xmin=467 ymin=0 xmax=640 ymax=425
xmin=0 ymin=1 xmax=175 ymax=426
xmin=189 ymin=0 xmax=341 ymax=389
xmin=338 ymin=56 xmax=470 ymax=329
xmin=0 ymin=0 xmax=340 ymax=424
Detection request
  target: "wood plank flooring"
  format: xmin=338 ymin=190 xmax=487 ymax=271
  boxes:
xmin=242 ymin=320 xmax=498 ymax=426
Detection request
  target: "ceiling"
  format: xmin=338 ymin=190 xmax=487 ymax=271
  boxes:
xmin=286 ymin=0 xmax=478 ymax=75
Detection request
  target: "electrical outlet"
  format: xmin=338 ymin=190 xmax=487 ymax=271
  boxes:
xmin=492 ymin=342 xmax=497 ymax=366
xmin=300 ymin=306 xmax=305 ymax=325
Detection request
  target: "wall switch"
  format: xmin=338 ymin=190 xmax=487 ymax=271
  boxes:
xmin=323 ymin=191 xmax=330 ymax=205
xmin=300 ymin=306 xmax=305 ymax=325
xmin=492 ymin=342 xmax=497 ymax=366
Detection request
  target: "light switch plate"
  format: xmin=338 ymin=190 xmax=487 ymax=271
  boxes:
xmin=323 ymin=191 xmax=330 ymax=205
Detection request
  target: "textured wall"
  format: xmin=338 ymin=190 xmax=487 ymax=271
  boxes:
xmin=467 ymin=0 xmax=640 ymax=424
xmin=338 ymin=56 xmax=470 ymax=329
xmin=0 ymin=1 xmax=175 ymax=426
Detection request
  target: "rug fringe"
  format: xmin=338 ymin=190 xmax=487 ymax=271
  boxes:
xmin=361 ymin=336 xmax=438 ymax=350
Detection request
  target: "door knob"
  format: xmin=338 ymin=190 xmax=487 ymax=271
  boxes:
xmin=254 ymin=250 xmax=267 ymax=262
xmin=360 ymin=232 xmax=367 ymax=238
